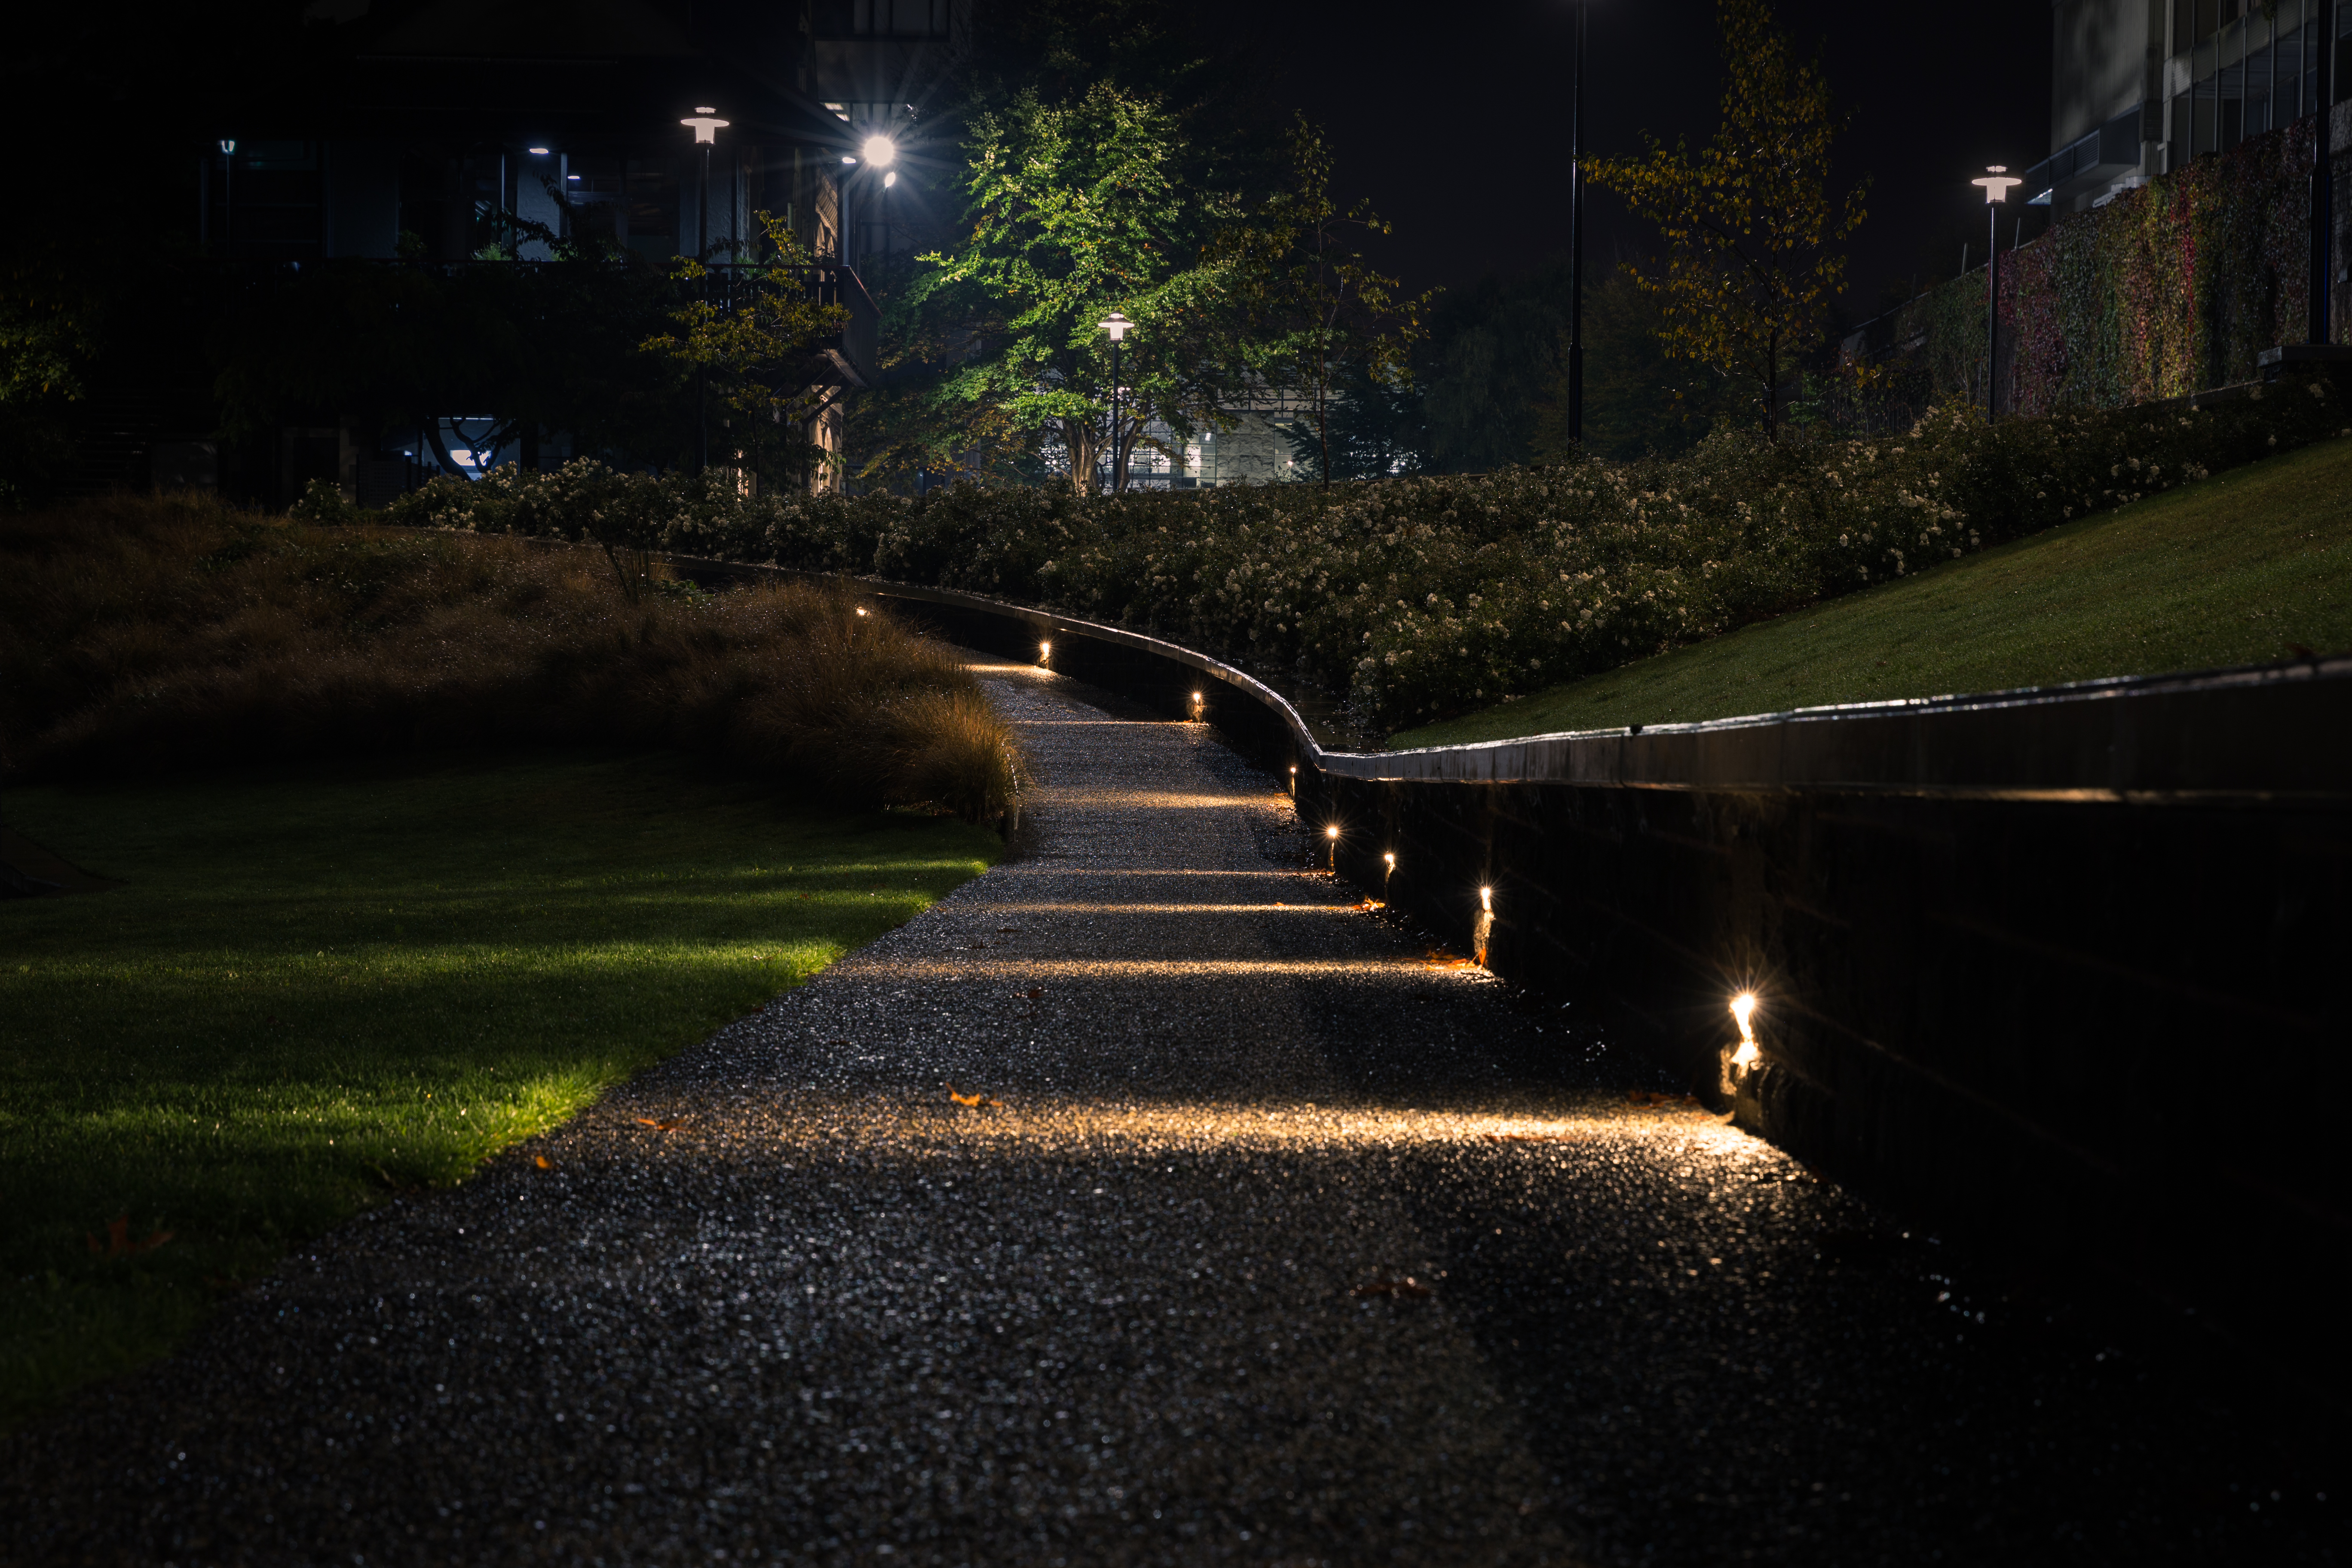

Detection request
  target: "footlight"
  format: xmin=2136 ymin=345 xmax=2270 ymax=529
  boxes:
xmin=1038 ymin=639 xmax=1052 ymax=661
xmin=1325 ymin=824 xmax=1339 ymax=871
xmin=1729 ymin=991 xmax=1761 ymax=1070
xmin=854 ymin=606 xmax=868 ymax=617
xmin=1473 ymin=885 xmax=1494 ymax=967
xmin=1189 ymin=689 xmax=1205 ymax=720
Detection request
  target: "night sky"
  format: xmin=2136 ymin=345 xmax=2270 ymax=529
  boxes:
xmin=1200 ymin=0 xmax=2054 ymax=324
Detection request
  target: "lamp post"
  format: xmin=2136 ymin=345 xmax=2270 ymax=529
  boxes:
xmin=1970 ymin=166 xmax=2023 ymax=422
xmin=1098 ymin=311 xmax=1133 ymax=493
xmin=1567 ymin=0 xmax=1588 ymax=445
xmin=2313 ymin=0 xmax=2337 ymax=346
xmin=680 ymin=108 xmax=729 ymax=473
xmin=860 ymin=134 xmax=897 ymax=267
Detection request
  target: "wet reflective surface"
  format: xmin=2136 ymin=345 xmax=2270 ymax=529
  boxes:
xmin=0 ymin=665 xmax=2334 ymax=1565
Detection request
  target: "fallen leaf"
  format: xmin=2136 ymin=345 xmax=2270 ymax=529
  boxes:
xmin=1351 ymin=1275 xmax=1431 ymax=1300
xmin=1020 ymin=987 xmax=1043 ymax=999
xmin=534 ymin=1155 xmax=552 ymax=1170
xmin=86 ymin=1215 xmax=174 ymax=1259
xmin=1351 ymin=900 xmax=1384 ymax=912
xmin=945 ymin=1084 xmax=1003 ymax=1108
xmin=634 ymin=1117 xmax=685 ymax=1131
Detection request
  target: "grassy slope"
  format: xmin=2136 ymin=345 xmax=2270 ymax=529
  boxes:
xmin=0 ymin=753 xmax=1000 ymax=1427
xmin=1392 ymin=433 xmax=2352 ymax=748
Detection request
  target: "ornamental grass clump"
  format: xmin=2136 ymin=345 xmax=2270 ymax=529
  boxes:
xmin=0 ymin=496 xmax=1023 ymax=821
xmin=385 ymin=371 xmax=2351 ymax=734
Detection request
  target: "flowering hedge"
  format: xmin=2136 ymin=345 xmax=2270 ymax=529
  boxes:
xmin=380 ymin=376 xmax=2349 ymax=735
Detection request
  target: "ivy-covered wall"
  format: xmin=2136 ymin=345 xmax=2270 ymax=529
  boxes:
xmin=1896 ymin=106 xmax=2351 ymax=412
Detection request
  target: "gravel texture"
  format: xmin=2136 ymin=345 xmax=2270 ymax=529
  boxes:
xmin=0 ymin=662 xmax=2336 ymax=1566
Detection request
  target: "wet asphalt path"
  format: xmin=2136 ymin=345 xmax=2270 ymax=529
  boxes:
xmin=0 ymin=662 xmax=2334 ymax=1566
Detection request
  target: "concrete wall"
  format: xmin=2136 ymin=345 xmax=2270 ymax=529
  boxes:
xmin=2053 ymin=0 xmax=2162 ymax=148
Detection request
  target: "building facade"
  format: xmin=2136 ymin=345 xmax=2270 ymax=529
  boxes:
xmin=183 ymin=0 xmax=964 ymax=500
xmin=2040 ymin=0 xmax=2348 ymax=212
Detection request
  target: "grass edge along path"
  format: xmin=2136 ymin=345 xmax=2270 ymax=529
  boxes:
xmin=1393 ymin=433 xmax=2352 ymax=747
xmin=0 ymin=752 xmax=1001 ymax=1431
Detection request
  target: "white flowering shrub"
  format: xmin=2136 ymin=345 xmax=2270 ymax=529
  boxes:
xmin=388 ymin=377 xmax=2348 ymax=733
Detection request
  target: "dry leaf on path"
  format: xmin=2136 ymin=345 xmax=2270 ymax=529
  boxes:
xmin=86 ymin=1215 xmax=173 ymax=1259
xmin=945 ymin=1084 xmax=1004 ymax=1108
xmin=635 ymin=1117 xmax=685 ymax=1131
xmin=534 ymin=1155 xmax=552 ymax=1170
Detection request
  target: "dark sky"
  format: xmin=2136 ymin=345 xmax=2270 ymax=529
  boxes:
xmin=1197 ymin=0 xmax=2053 ymax=323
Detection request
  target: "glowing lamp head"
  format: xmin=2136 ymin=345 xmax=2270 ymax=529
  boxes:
xmin=883 ymin=170 xmax=898 ymax=188
xmin=680 ymin=110 xmax=729 ymax=144
xmin=1972 ymin=165 xmax=2024 ymax=204
xmin=1479 ymin=885 xmax=1492 ymax=912
xmin=527 ymin=146 xmax=551 ymax=156
xmin=1099 ymin=311 xmax=1134 ymax=343
xmin=854 ymin=606 xmax=868 ymax=617
xmin=1731 ymin=992 xmax=1758 ymax=1033
xmin=1038 ymin=640 xmax=1052 ymax=658
xmin=1384 ymin=851 xmax=1396 ymax=867
xmin=1191 ymin=691 xmax=1203 ymax=703
xmin=218 ymin=139 xmax=236 ymax=155
xmin=862 ymin=134 xmax=897 ymax=168
xmin=1326 ymin=825 xmax=1340 ymax=840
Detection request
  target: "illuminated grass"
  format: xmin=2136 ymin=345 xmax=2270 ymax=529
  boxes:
xmin=1392 ymin=433 xmax=2352 ymax=747
xmin=0 ymin=753 xmax=1000 ymax=1427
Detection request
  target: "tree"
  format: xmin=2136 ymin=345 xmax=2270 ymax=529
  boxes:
xmin=1531 ymin=266 xmax=1726 ymax=462
xmin=1275 ymin=358 xmax=1427 ymax=481
xmin=1231 ymin=117 xmax=1429 ymax=488
xmin=1589 ymin=0 xmax=1866 ymax=439
xmin=640 ymin=212 xmax=849 ymax=487
xmin=891 ymin=82 xmax=1256 ymax=494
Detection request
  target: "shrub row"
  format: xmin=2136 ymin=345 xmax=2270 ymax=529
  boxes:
xmin=2 ymin=498 xmax=1023 ymax=821
xmin=371 ymin=376 xmax=2352 ymax=732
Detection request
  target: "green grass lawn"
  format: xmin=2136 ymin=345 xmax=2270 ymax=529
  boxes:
xmin=1393 ymin=432 xmax=2352 ymax=748
xmin=0 ymin=753 xmax=1001 ymax=1428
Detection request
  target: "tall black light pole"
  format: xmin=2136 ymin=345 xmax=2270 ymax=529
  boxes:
xmin=1971 ymin=166 xmax=2022 ymax=421
xmin=1099 ymin=311 xmax=1133 ymax=492
xmin=1568 ymin=0 xmax=1588 ymax=445
xmin=2313 ymin=0 xmax=2337 ymax=345
xmin=680 ymin=109 xmax=728 ymax=474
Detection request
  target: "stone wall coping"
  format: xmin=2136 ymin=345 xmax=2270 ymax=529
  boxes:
xmin=692 ymin=564 xmax=2352 ymax=800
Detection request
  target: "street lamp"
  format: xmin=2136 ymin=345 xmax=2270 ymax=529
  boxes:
xmin=682 ymin=107 xmax=729 ymax=473
xmin=1566 ymin=0 xmax=1589 ymax=446
xmin=2312 ymin=2 xmax=2338 ymax=346
xmin=1098 ymin=311 xmax=1133 ymax=493
xmin=1969 ymin=165 xmax=2022 ymax=423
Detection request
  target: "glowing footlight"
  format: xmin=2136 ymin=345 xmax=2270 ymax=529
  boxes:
xmin=854 ymin=606 xmax=868 ymax=617
xmin=1729 ymin=991 xmax=1761 ymax=1070
xmin=1473 ymin=884 xmax=1494 ymax=967
xmin=1325 ymin=824 xmax=1339 ymax=871
xmin=1289 ymin=764 xmax=1298 ymax=797
xmin=1382 ymin=851 xmax=1396 ymax=892
xmin=1189 ymin=689 xmax=1206 ymax=721
xmin=1038 ymin=639 xmax=1052 ymax=661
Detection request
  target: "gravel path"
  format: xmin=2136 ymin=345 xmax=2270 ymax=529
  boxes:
xmin=0 ymin=662 xmax=2333 ymax=1566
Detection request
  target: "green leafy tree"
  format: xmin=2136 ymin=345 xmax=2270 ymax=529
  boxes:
xmin=1589 ymin=0 xmax=1866 ymax=438
xmin=1229 ymin=117 xmax=1430 ymax=487
xmin=894 ymin=82 xmax=1255 ymax=494
xmin=640 ymin=212 xmax=850 ymax=488
xmin=1532 ymin=266 xmax=1727 ymax=462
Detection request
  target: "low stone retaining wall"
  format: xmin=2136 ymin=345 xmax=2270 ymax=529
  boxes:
xmin=685 ymin=560 xmax=2351 ymax=1383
